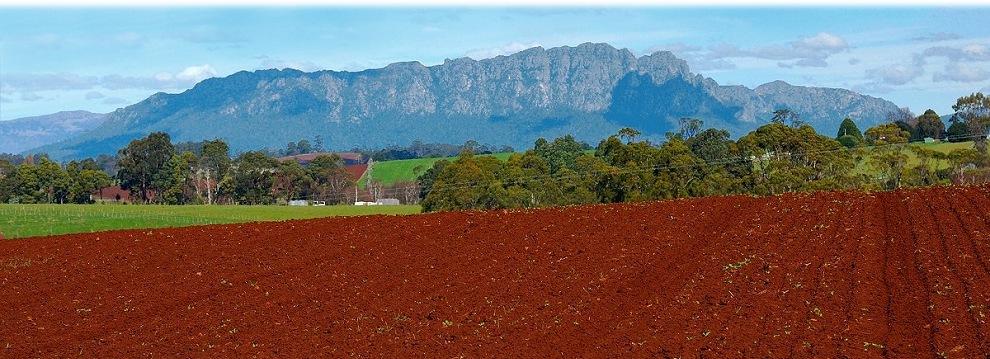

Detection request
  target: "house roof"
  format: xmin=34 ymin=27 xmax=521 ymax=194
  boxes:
xmin=345 ymin=164 xmax=368 ymax=180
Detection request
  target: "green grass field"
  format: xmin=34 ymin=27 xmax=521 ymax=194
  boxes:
xmin=360 ymin=152 xmax=514 ymax=187
xmin=0 ymin=204 xmax=421 ymax=239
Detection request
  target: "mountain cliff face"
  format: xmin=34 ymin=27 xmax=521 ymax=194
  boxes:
xmin=32 ymin=43 xmax=900 ymax=160
xmin=1 ymin=111 xmax=106 ymax=154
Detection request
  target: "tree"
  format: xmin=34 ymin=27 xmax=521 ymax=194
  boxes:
xmin=864 ymin=123 xmax=911 ymax=146
xmin=947 ymin=148 xmax=983 ymax=183
xmin=947 ymin=116 xmax=970 ymax=142
xmin=26 ymin=157 xmax=72 ymax=204
xmin=906 ymin=146 xmax=948 ymax=187
xmin=308 ymin=154 xmax=353 ymax=204
xmin=771 ymin=108 xmax=803 ymax=127
xmin=687 ymin=128 xmax=733 ymax=162
xmin=195 ymin=139 xmax=230 ymax=204
xmin=869 ymin=146 xmax=910 ymax=190
xmin=617 ymin=127 xmax=641 ymax=144
xmin=738 ymin=123 xmax=856 ymax=195
xmin=421 ymin=152 xmax=507 ymax=212
xmin=532 ymin=135 xmax=588 ymax=173
xmin=160 ymin=152 xmax=196 ymax=204
xmin=886 ymin=108 xmax=918 ymax=141
xmin=952 ymin=92 xmax=990 ymax=154
xmin=417 ymin=159 xmax=450 ymax=201
xmin=296 ymin=139 xmax=313 ymax=154
xmin=0 ymin=159 xmax=16 ymax=203
xmin=117 ymin=132 xmax=175 ymax=203
xmin=70 ymin=169 xmax=112 ymax=204
xmin=678 ymin=118 xmax=703 ymax=138
xmin=864 ymin=124 xmax=911 ymax=189
xmin=230 ymin=151 xmax=278 ymax=204
xmin=836 ymin=118 xmax=864 ymax=142
xmin=273 ymin=160 xmax=312 ymax=203
xmin=915 ymin=109 xmax=945 ymax=140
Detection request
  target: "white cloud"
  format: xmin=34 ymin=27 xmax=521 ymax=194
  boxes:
xmin=923 ymin=43 xmax=990 ymax=62
xmin=656 ymin=32 xmax=850 ymax=69
xmin=866 ymin=62 xmax=925 ymax=86
xmin=794 ymin=32 xmax=848 ymax=52
xmin=465 ymin=42 xmax=541 ymax=60
xmin=175 ymin=65 xmax=218 ymax=83
xmin=654 ymin=42 xmax=736 ymax=71
xmin=933 ymin=62 xmax=990 ymax=83
xmin=1 ymin=65 xmax=222 ymax=98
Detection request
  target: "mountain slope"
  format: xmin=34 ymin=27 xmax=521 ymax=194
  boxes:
xmin=1 ymin=111 xmax=106 ymax=154
xmin=32 ymin=43 xmax=900 ymax=160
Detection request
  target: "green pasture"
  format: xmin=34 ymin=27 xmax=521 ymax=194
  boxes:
xmin=360 ymin=152 xmax=514 ymax=187
xmin=0 ymin=204 xmax=420 ymax=239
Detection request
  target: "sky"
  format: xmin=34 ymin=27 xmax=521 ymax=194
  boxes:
xmin=1 ymin=7 xmax=989 ymax=121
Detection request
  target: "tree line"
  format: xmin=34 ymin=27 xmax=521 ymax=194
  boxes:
xmin=0 ymin=133 xmax=358 ymax=205
xmin=418 ymin=93 xmax=990 ymax=212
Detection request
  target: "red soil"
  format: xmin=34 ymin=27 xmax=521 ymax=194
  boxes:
xmin=2 ymin=186 xmax=990 ymax=357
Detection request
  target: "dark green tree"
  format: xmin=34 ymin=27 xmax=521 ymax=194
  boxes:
xmin=117 ymin=132 xmax=175 ymax=203
xmin=0 ymin=159 xmax=18 ymax=203
xmin=532 ymin=135 xmax=588 ymax=173
xmin=160 ymin=152 xmax=196 ymax=204
xmin=915 ymin=109 xmax=946 ymax=140
xmin=836 ymin=117 xmax=864 ymax=147
xmin=421 ymin=152 xmax=507 ymax=212
xmin=417 ymin=159 xmax=450 ymax=201
xmin=946 ymin=116 xmax=970 ymax=142
xmin=273 ymin=160 xmax=313 ymax=203
xmin=230 ymin=151 xmax=278 ymax=204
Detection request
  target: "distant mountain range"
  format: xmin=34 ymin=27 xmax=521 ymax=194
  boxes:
xmin=27 ymin=43 xmax=901 ymax=160
xmin=1 ymin=111 xmax=106 ymax=154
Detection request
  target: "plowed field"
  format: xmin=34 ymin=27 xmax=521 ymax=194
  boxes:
xmin=2 ymin=185 xmax=990 ymax=357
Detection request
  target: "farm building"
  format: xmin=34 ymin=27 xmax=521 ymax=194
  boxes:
xmin=92 ymin=185 xmax=150 ymax=204
xmin=354 ymin=198 xmax=401 ymax=206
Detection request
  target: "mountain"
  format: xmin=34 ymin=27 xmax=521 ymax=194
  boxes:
xmin=31 ymin=43 xmax=901 ymax=160
xmin=1 ymin=111 xmax=106 ymax=154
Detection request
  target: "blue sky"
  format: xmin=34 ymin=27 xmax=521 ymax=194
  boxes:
xmin=1 ymin=7 xmax=989 ymax=121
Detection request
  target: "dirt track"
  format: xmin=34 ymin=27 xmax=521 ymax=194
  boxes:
xmin=2 ymin=186 xmax=990 ymax=357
